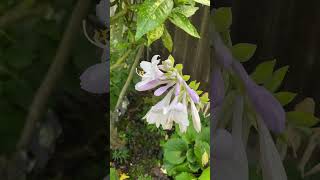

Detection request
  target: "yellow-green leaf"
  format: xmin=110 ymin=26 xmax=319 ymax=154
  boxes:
xmin=161 ymin=26 xmax=173 ymax=52
xmin=147 ymin=24 xmax=164 ymax=46
xmin=135 ymin=0 xmax=174 ymax=40
xmin=169 ymin=11 xmax=200 ymax=38
xmin=231 ymin=43 xmax=257 ymax=62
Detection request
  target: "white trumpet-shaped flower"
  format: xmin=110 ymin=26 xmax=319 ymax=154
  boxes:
xmin=135 ymin=55 xmax=167 ymax=91
xmin=190 ymin=99 xmax=201 ymax=132
xmin=136 ymin=55 xmax=209 ymax=133
xmin=164 ymin=94 xmax=189 ymax=133
xmin=144 ymin=89 xmax=174 ymax=127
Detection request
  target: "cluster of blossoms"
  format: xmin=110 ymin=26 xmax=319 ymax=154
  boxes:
xmin=135 ymin=55 xmax=209 ymax=133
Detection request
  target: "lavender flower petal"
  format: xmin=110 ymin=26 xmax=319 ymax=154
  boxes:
xmin=80 ymin=62 xmax=108 ymax=94
xmin=154 ymin=83 xmax=174 ymax=96
xmin=211 ymin=66 xmax=225 ymax=108
xmin=135 ymin=79 xmax=167 ymax=91
xmin=213 ymin=32 xmax=233 ymax=68
xmin=247 ymin=83 xmax=286 ymax=133
xmin=186 ymin=85 xmax=200 ymax=103
xmin=96 ymin=0 xmax=109 ymax=26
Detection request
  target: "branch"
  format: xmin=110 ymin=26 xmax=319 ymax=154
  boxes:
xmin=17 ymin=0 xmax=91 ymax=150
xmin=114 ymin=45 xmax=144 ymax=112
xmin=110 ymin=49 xmax=133 ymax=70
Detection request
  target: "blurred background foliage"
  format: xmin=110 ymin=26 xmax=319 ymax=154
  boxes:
xmin=0 ymin=0 xmax=107 ymax=179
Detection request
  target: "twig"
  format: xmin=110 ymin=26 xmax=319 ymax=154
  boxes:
xmin=110 ymin=49 xmax=133 ymax=70
xmin=114 ymin=45 xmax=144 ymax=111
xmin=17 ymin=0 xmax=91 ymax=150
xmin=110 ymin=8 xmax=128 ymax=24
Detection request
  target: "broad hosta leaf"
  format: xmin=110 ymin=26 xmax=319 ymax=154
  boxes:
xmin=164 ymin=138 xmax=188 ymax=151
xmin=161 ymin=26 xmax=173 ymax=52
xmin=163 ymin=138 xmax=188 ymax=164
xmin=175 ymin=172 xmax=196 ymax=180
xmin=164 ymin=150 xmax=186 ymax=164
xmin=286 ymin=111 xmax=319 ymax=127
xmin=274 ymin=92 xmax=297 ymax=106
xmin=169 ymin=11 xmax=200 ymax=38
xmin=147 ymin=24 xmax=164 ymax=46
xmin=231 ymin=43 xmax=257 ymax=62
xmin=212 ymin=7 xmax=232 ymax=32
xmin=257 ymin=117 xmax=287 ymax=180
xmin=264 ymin=66 xmax=289 ymax=92
xmin=194 ymin=140 xmax=210 ymax=166
xmin=135 ymin=0 xmax=174 ymax=40
xmin=186 ymin=149 xmax=196 ymax=163
xmin=172 ymin=5 xmax=199 ymax=17
xmin=194 ymin=0 xmax=210 ymax=6
xmin=251 ymin=60 xmax=276 ymax=84
xmin=199 ymin=167 xmax=210 ymax=180
xmin=188 ymin=162 xmax=200 ymax=172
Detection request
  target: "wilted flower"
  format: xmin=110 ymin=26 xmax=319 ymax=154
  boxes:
xmin=136 ymin=55 xmax=209 ymax=133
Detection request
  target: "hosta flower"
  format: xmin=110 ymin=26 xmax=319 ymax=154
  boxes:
xmin=213 ymin=32 xmax=285 ymax=133
xmin=190 ymin=100 xmax=201 ymax=132
xmin=144 ymin=89 xmax=173 ymax=128
xmin=96 ymin=0 xmax=109 ymax=26
xmin=136 ymin=55 xmax=208 ymax=133
xmin=211 ymin=65 xmax=225 ymax=108
xmin=80 ymin=62 xmax=108 ymax=94
xmin=135 ymin=55 xmax=168 ymax=91
xmin=165 ymin=95 xmax=189 ymax=132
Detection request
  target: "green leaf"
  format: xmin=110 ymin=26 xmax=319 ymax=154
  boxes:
xmin=175 ymin=172 xmax=196 ymax=180
xmin=110 ymin=168 xmax=119 ymax=180
xmin=164 ymin=150 xmax=186 ymax=164
xmin=164 ymin=138 xmax=188 ymax=164
xmin=196 ymin=127 xmax=210 ymax=143
xmin=164 ymin=138 xmax=188 ymax=151
xmin=172 ymin=5 xmax=199 ymax=17
xmin=200 ymin=92 xmax=209 ymax=103
xmin=161 ymin=26 xmax=173 ymax=52
xmin=231 ymin=43 xmax=257 ymax=62
xmin=193 ymin=0 xmax=210 ymax=6
xmin=199 ymin=167 xmax=210 ymax=180
xmin=264 ymin=66 xmax=289 ymax=92
xmin=147 ymin=24 xmax=164 ymax=46
xmin=212 ymin=7 xmax=232 ymax=32
xmin=135 ymin=0 xmax=174 ymax=40
xmin=250 ymin=60 xmax=276 ymax=84
xmin=286 ymin=111 xmax=319 ymax=127
xmin=274 ymin=92 xmax=297 ymax=106
xmin=169 ymin=11 xmax=200 ymax=38
xmin=186 ymin=149 xmax=196 ymax=163
xmin=183 ymin=75 xmax=190 ymax=81
xmin=194 ymin=140 xmax=210 ymax=165
xmin=188 ymin=162 xmax=200 ymax=172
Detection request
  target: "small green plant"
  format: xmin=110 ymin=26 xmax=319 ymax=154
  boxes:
xmin=112 ymin=148 xmax=130 ymax=164
xmin=162 ymin=116 xmax=210 ymax=178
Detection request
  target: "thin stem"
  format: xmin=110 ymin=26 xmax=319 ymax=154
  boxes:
xmin=114 ymin=45 xmax=144 ymax=111
xmin=110 ymin=8 xmax=128 ymax=24
xmin=110 ymin=49 xmax=133 ymax=70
